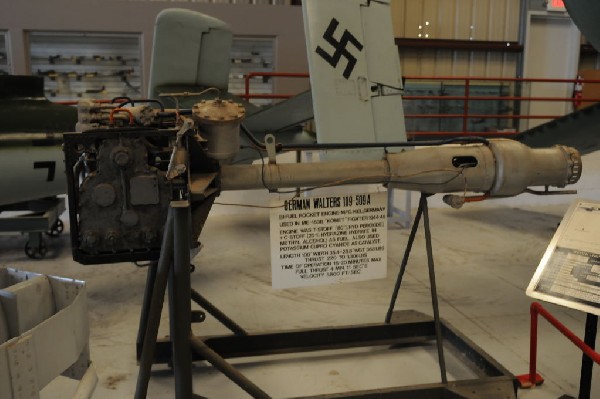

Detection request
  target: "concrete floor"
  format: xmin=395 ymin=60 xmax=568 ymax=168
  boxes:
xmin=1 ymin=201 xmax=599 ymax=398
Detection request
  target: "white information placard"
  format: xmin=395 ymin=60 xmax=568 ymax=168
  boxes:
xmin=527 ymin=200 xmax=600 ymax=315
xmin=270 ymin=192 xmax=387 ymax=289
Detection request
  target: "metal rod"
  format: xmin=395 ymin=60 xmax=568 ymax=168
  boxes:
xmin=137 ymin=261 xmax=158 ymax=347
xmin=528 ymin=302 xmax=539 ymax=386
xmin=385 ymin=201 xmax=424 ymax=324
xmin=72 ymin=363 xmax=98 ymax=399
xmin=134 ymin=209 xmax=174 ymax=399
xmin=190 ymin=336 xmax=272 ymax=399
xmin=239 ymin=123 xmax=488 ymax=152
xmin=422 ymin=195 xmax=448 ymax=384
xmin=403 ymin=95 xmax=600 ymax=102
xmin=578 ymin=313 xmax=598 ymax=399
xmin=404 ymin=75 xmax=600 ymax=84
xmin=170 ymin=203 xmax=193 ymax=399
xmin=405 ymin=113 xmax=566 ymax=119
xmin=191 ymin=289 xmax=248 ymax=336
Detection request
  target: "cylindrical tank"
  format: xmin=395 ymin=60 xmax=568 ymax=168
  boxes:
xmin=219 ymin=140 xmax=582 ymax=196
xmin=192 ymin=99 xmax=245 ymax=164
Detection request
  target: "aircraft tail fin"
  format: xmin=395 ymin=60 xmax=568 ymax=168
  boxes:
xmin=148 ymin=9 xmax=233 ymax=99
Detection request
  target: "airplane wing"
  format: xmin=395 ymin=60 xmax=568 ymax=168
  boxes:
xmin=564 ymin=0 xmax=600 ymax=52
xmin=516 ymin=102 xmax=600 ymax=156
xmin=302 ymin=0 xmax=406 ymax=160
xmin=517 ymin=0 xmax=600 ymax=155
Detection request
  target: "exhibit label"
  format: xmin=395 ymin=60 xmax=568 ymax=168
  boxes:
xmin=527 ymin=200 xmax=600 ymax=315
xmin=270 ymin=192 xmax=387 ymax=289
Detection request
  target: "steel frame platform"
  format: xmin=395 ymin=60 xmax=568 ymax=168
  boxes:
xmin=142 ymin=309 xmax=517 ymax=399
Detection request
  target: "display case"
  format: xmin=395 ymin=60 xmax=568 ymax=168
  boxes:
xmin=229 ymin=36 xmax=275 ymax=106
xmin=28 ymin=31 xmax=142 ymax=102
xmin=0 ymin=31 xmax=10 ymax=75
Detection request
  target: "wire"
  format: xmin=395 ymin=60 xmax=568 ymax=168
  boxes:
xmin=248 ymin=146 xmax=271 ymax=191
xmin=111 ymin=96 xmax=134 ymax=106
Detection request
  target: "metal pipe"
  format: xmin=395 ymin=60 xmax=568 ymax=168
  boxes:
xmin=405 ymin=114 xmax=573 ymax=119
xmin=403 ymin=95 xmax=600 ymax=102
xmin=407 ymin=132 xmax=516 ymax=138
xmin=404 ymin=75 xmax=600 ymax=84
xmin=422 ymin=195 xmax=447 ymax=384
xmin=385 ymin=201 xmax=424 ymax=324
xmin=137 ymin=261 xmax=158 ymax=347
xmin=72 ymin=363 xmax=98 ymax=399
xmin=191 ymin=289 xmax=248 ymax=336
xmin=134 ymin=209 xmax=174 ymax=399
xmin=221 ymin=159 xmax=390 ymax=191
xmin=219 ymin=140 xmax=581 ymax=197
xmin=190 ymin=336 xmax=272 ymax=399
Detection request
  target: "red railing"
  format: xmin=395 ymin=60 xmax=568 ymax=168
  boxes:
xmin=517 ymin=302 xmax=600 ymax=389
xmin=55 ymin=73 xmax=600 ymax=138
xmin=241 ymin=73 xmax=600 ymax=138
xmin=402 ymin=75 xmax=600 ymax=137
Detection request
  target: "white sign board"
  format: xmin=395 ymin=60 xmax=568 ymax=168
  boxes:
xmin=527 ymin=200 xmax=600 ymax=315
xmin=270 ymin=192 xmax=387 ymax=289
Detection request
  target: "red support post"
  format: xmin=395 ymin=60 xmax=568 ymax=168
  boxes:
xmin=517 ymin=302 xmax=600 ymax=389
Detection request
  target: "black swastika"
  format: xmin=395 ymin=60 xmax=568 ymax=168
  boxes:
xmin=316 ymin=18 xmax=364 ymax=80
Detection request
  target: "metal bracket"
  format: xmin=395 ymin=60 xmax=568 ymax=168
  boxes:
xmin=265 ymin=134 xmax=277 ymax=164
xmin=525 ymin=187 xmax=578 ymax=196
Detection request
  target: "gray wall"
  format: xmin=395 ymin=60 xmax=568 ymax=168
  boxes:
xmin=0 ymin=0 xmax=309 ymax=96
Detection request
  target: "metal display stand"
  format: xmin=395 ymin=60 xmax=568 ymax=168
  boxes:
xmin=560 ymin=313 xmax=599 ymax=399
xmin=578 ymin=313 xmax=598 ymax=399
xmin=133 ymin=194 xmax=518 ymax=399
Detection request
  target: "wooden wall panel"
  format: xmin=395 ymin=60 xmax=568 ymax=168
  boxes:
xmin=392 ymin=0 xmax=521 ymax=78
xmin=392 ymin=0 xmax=520 ymax=40
xmin=454 ymin=0 xmax=475 ymax=40
xmin=435 ymin=1 xmax=456 ymax=39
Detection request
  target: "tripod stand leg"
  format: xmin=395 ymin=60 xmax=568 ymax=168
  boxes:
xmin=578 ymin=313 xmax=598 ymax=399
xmin=137 ymin=261 xmax=158 ymax=348
xmin=169 ymin=203 xmax=193 ymax=399
xmin=135 ymin=209 xmax=175 ymax=399
xmin=191 ymin=289 xmax=248 ymax=336
xmin=422 ymin=195 xmax=448 ymax=384
xmin=190 ymin=337 xmax=271 ymax=398
xmin=385 ymin=198 xmax=424 ymax=324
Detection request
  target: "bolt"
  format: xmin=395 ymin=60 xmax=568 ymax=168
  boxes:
xmin=113 ymin=150 xmax=130 ymax=167
xmin=142 ymin=228 xmax=157 ymax=244
xmin=82 ymin=231 xmax=99 ymax=247
xmin=105 ymin=230 xmax=119 ymax=247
